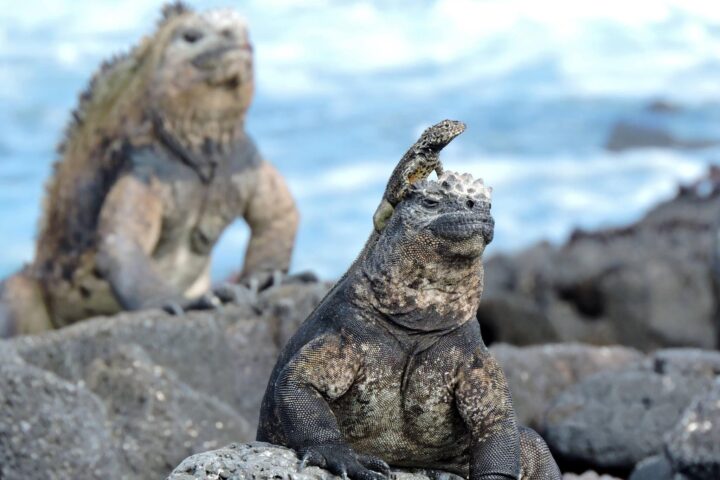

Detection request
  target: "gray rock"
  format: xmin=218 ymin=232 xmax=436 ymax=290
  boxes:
xmin=491 ymin=343 xmax=644 ymax=428
xmin=84 ymin=343 xmax=252 ymax=477
xmin=0 ymin=351 xmax=121 ymax=480
xmin=628 ymin=455 xmax=675 ymax=480
xmin=650 ymin=349 xmax=720 ymax=377
xmin=168 ymin=442 xmax=435 ymax=480
xmin=543 ymin=369 xmax=715 ymax=470
xmin=665 ymin=382 xmax=720 ymax=480
xmin=2 ymin=282 xmax=329 ymax=480
xmin=479 ymin=169 xmax=720 ymax=351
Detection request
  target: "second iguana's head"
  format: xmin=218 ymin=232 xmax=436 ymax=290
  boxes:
xmin=388 ymin=170 xmax=494 ymax=261
xmin=147 ymin=3 xmax=254 ymax=139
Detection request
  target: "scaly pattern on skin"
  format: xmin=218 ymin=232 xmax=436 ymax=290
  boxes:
xmin=257 ymin=125 xmax=561 ymax=480
xmin=0 ymin=1 xmax=298 ymax=334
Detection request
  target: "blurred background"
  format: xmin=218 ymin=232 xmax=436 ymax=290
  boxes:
xmin=2 ymin=0 xmax=720 ymax=280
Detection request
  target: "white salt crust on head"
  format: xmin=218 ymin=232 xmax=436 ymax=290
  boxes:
xmin=201 ymin=9 xmax=249 ymax=31
xmin=413 ymin=170 xmax=492 ymax=202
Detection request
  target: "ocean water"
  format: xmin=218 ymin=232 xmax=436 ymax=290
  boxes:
xmin=1 ymin=0 xmax=720 ymax=280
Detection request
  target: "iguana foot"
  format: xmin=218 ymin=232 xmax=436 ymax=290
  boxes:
xmin=299 ymin=445 xmax=390 ymax=480
xmin=239 ymin=270 xmax=319 ymax=293
xmin=212 ymin=282 xmax=256 ymax=305
xmin=163 ymin=292 xmax=223 ymax=315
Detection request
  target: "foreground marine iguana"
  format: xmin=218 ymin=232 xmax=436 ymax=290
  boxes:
xmin=257 ymin=123 xmax=561 ymax=479
xmin=0 ymin=2 xmax=298 ymax=336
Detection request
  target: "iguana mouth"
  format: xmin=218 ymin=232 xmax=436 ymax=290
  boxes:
xmin=192 ymin=44 xmax=251 ymax=70
xmin=429 ymin=213 xmax=493 ymax=241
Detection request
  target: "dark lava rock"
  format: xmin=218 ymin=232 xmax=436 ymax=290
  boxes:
xmin=491 ymin=343 xmax=643 ymax=429
xmin=0 ymin=282 xmax=329 ymax=479
xmin=543 ymin=369 xmax=715 ymax=471
xmin=479 ymin=168 xmax=720 ymax=351
xmin=605 ymin=122 xmax=718 ymax=151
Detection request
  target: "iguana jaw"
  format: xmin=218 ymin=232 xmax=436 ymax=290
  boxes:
xmin=429 ymin=211 xmax=494 ymax=244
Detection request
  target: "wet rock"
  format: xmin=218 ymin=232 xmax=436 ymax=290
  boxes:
xmin=543 ymin=369 xmax=715 ymax=471
xmin=168 ymin=442 xmax=435 ymax=480
xmin=479 ymin=169 xmax=720 ymax=351
xmin=491 ymin=343 xmax=643 ymax=428
xmin=605 ymin=122 xmax=717 ymax=151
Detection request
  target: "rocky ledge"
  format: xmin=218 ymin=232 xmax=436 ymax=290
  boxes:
xmin=167 ymin=442 xmax=618 ymax=480
xmin=2 ymin=289 xmax=718 ymax=480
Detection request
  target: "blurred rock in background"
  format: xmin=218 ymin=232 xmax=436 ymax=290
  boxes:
xmin=479 ymin=167 xmax=720 ymax=351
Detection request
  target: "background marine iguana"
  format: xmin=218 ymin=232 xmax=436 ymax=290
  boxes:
xmin=0 ymin=2 xmax=298 ymax=336
xmin=257 ymin=124 xmax=561 ymax=479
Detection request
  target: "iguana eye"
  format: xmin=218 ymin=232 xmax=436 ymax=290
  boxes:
xmin=422 ymin=198 xmax=439 ymax=209
xmin=182 ymin=29 xmax=203 ymax=43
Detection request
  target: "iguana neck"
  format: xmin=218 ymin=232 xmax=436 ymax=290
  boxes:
xmin=348 ymin=229 xmax=484 ymax=335
xmin=151 ymin=107 xmax=246 ymax=182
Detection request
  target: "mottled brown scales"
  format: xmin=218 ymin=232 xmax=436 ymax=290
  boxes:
xmin=0 ymin=2 xmax=298 ymax=336
xmin=258 ymin=123 xmax=561 ymax=479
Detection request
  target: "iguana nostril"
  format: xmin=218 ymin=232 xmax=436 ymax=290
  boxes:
xmin=466 ymin=200 xmax=475 ymax=209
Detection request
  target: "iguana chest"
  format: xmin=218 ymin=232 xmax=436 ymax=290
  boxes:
xmin=129 ymin=142 xmax=258 ymax=286
xmin=332 ymin=343 xmax=469 ymax=465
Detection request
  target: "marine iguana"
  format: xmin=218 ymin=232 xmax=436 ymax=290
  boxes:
xmin=0 ymin=2 xmax=298 ymax=336
xmin=257 ymin=124 xmax=561 ymax=479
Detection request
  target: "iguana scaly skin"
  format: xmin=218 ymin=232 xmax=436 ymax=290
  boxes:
xmin=257 ymin=126 xmax=561 ymax=480
xmin=0 ymin=2 xmax=298 ymax=336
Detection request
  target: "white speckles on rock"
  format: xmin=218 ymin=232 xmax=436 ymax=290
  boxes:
xmin=168 ymin=443 xmax=434 ymax=480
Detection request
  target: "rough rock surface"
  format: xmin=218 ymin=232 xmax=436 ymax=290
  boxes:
xmin=543 ymin=367 xmax=716 ymax=471
xmin=562 ymin=472 xmax=622 ymax=480
xmin=168 ymin=442 xmax=439 ymax=480
xmin=491 ymin=343 xmax=643 ymax=428
xmin=0 ymin=282 xmax=329 ymax=480
xmin=665 ymin=382 xmax=720 ymax=480
xmin=0 ymin=343 xmax=121 ymax=479
xmin=479 ymin=168 xmax=720 ymax=350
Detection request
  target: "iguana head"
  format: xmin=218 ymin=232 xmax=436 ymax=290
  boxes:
xmin=392 ymin=170 xmax=494 ymax=260
xmin=357 ymin=171 xmax=493 ymax=330
xmin=146 ymin=3 xmax=254 ymax=150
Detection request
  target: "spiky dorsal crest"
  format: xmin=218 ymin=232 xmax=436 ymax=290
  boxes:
xmin=161 ymin=1 xmax=191 ymax=25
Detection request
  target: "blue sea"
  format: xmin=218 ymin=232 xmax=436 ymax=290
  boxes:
xmin=2 ymin=0 xmax=720 ymax=280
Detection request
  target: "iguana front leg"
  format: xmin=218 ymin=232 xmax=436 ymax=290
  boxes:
xmin=96 ymin=174 xmax=186 ymax=310
xmin=455 ymin=348 xmax=521 ymax=480
xmin=274 ymin=334 xmax=389 ymax=480
xmin=238 ymin=161 xmax=299 ymax=289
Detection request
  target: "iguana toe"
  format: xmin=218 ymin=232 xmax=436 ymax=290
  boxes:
xmin=299 ymin=445 xmax=387 ymax=480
